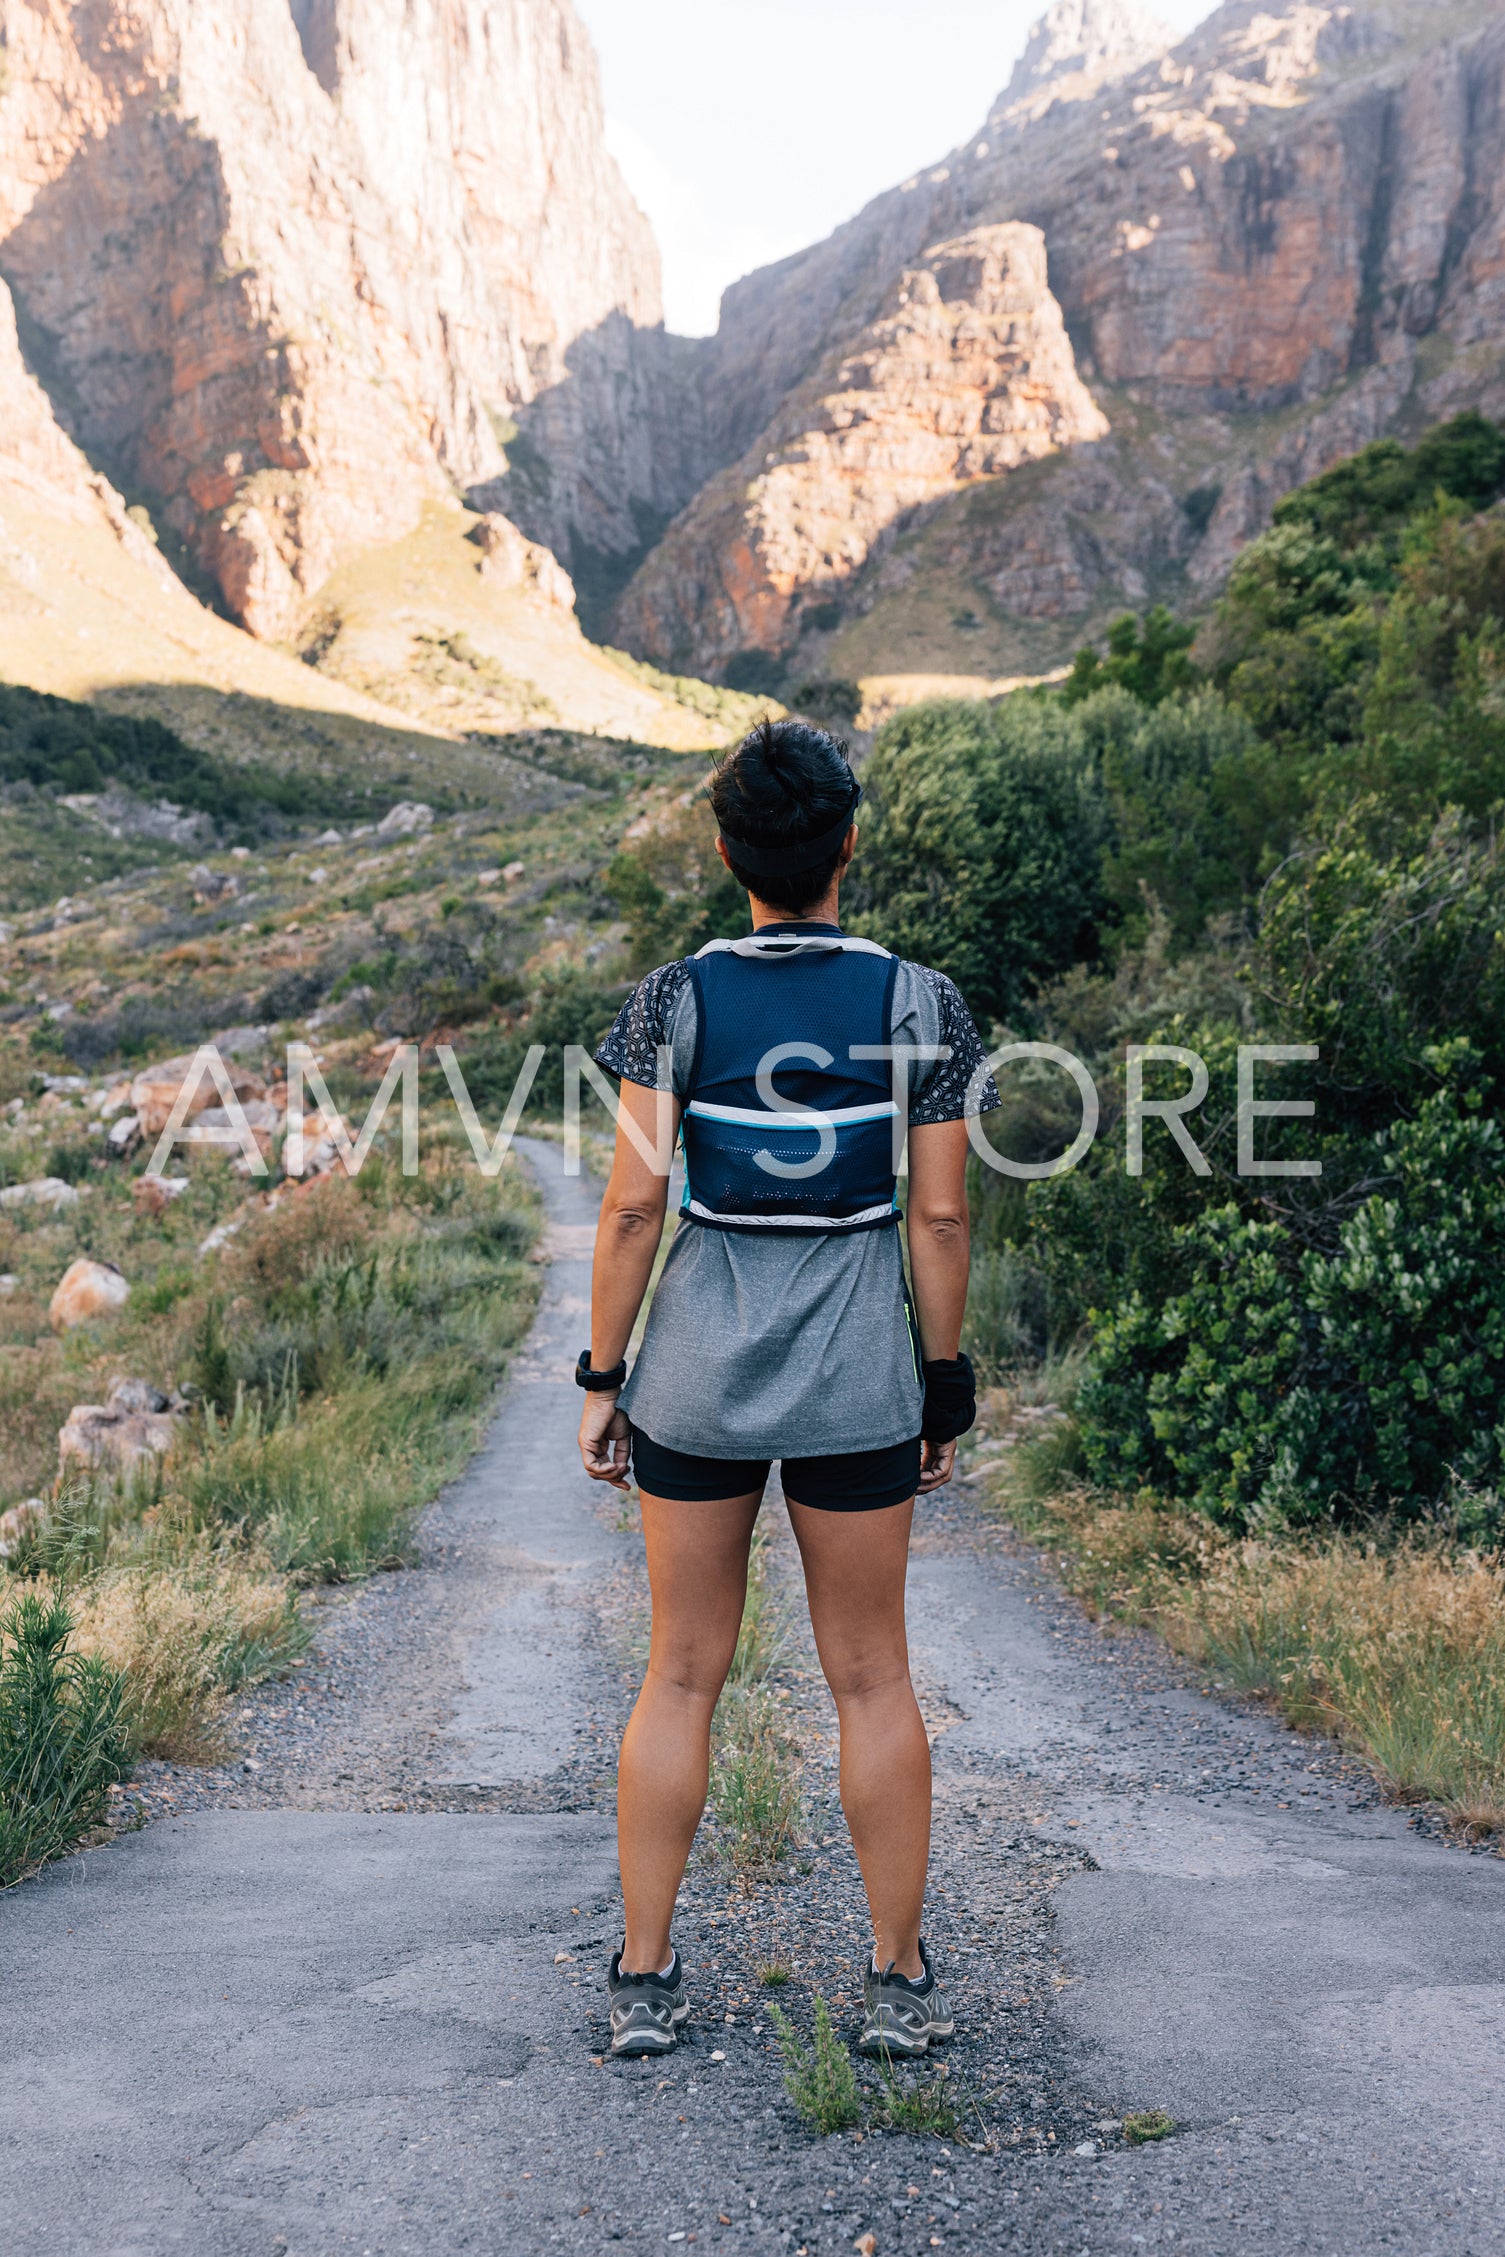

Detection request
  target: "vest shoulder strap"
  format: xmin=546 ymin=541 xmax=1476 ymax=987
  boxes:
xmin=694 ymin=934 xmax=892 ymax=961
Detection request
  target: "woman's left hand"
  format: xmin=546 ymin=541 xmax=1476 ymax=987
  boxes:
xmin=579 ymin=1393 xmax=632 ymax=1489
xmin=917 ymin=1439 xmax=956 ymax=1494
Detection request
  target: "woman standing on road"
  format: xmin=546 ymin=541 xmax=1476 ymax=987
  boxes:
xmin=576 ymin=716 xmax=996 ymax=2059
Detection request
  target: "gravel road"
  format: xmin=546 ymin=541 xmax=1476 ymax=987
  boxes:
xmin=3 ymin=1137 xmax=1503 ymax=2257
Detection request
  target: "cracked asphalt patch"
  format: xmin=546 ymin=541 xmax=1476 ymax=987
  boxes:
xmin=3 ymin=1139 xmax=1503 ymax=2256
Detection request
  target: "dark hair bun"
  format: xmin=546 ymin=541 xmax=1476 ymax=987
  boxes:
xmin=708 ymin=717 xmax=859 ymax=915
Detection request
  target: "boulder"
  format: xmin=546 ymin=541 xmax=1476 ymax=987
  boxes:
xmin=206 ymin=1024 xmax=272 ymax=1060
xmin=130 ymin=1053 xmax=267 ymax=1137
xmin=107 ymin=1112 xmax=142 ymax=1151
xmin=376 ymin=801 xmax=433 ymax=837
xmin=49 ymin=1258 xmax=130 ymax=1331
xmin=0 ymin=1177 xmax=80 ymax=1212
xmin=106 ymin=1377 xmax=172 ymax=1415
xmin=190 ymin=864 xmax=238 ymax=903
xmin=195 ymin=1098 xmax=281 ymax=1164
xmin=57 ymin=1384 xmax=180 ymax=1481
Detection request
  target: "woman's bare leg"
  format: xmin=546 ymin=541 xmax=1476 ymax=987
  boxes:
xmin=617 ymin=1489 xmax=763 ymax=1972
xmin=786 ymin=1497 xmax=929 ymax=1977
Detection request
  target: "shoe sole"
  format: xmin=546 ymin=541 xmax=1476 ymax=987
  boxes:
xmin=858 ymin=2017 xmax=956 ymax=2058
xmin=610 ymin=2025 xmax=677 ymax=2056
xmin=608 ymin=1996 xmax=690 ymax=2056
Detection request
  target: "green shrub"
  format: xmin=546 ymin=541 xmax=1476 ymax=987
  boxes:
xmin=1271 ymin=412 xmax=1505 ymax=546
xmin=1078 ymin=686 xmax=1269 ymax=948
xmin=447 ymin=971 xmax=630 ymax=1117
xmin=1254 ymin=811 xmax=1505 ymax=1125
xmin=769 ymin=1997 xmax=864 ymax=2134
xmin=0 ymin=1589 xmax=130 ymax=1886
xmin=0 ymin=681 xmax=376 ymax=833
xmin=846 ymin=694 xmax=1109 ymax=1019
xmin=603 ymin=796 xmax=746 ymax=971
xmin=1061 ymin=604 xmax=1197 ymax=708
xmin=1078 ymin=1082 xmax=1505 ymax=1526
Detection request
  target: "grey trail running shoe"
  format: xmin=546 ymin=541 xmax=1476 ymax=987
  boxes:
xmin=858 ymin=1939 xmax=955 ymax=2058
xmin=607 ymin=1948 xmax=690 ymax=2056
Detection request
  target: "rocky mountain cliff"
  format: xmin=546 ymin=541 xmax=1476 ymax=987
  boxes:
xmin=621 ymin=224 xmax=1109 ymax=675
xmin=0 ymin=0 xmax=670 ymax=640
xmin=615 ymin=0 xmax=1505 ymax=688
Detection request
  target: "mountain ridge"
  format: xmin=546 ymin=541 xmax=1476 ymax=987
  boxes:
xmin=613 ymin=0 xmax=1505 ymax=690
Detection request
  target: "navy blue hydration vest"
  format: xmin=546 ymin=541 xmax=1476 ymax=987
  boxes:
xmin=680 ymin=932 xmax=901 ymax=1234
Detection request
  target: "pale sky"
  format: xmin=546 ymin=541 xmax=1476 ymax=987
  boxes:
xmin=575 ymin=0 xmax=1214 ymax=336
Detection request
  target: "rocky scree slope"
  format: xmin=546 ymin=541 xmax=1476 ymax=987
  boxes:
xmin=614 ymin=0 xmax=1505 ymax=686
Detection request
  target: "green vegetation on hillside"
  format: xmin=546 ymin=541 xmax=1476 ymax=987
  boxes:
xmin=850 ymin=414 xmax=1505 ymax=1556
xmin=0 ymin=681 xmax=383 ymax=833
xmin=867 ymin=410 xmax=1505 ymax=1831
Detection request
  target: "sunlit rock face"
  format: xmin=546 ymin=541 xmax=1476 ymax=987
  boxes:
xmin=614 ymin=224 xmax=1109 ymax=675
xmin=0 ymin=0 xmax=666 ymax=636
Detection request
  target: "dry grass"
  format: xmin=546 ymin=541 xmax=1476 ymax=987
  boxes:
xmin=986 ymin=1433 xmax=1505 ymax=1839
xmin=1184 ymin=1544 xmax=1505 ymax=1835
xmin=36 ymin=1533 xmax=304 ymax=1763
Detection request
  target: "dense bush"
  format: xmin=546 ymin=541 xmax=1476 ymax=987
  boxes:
xmin=603 ymin=796 xmax=746 ymax=971
xmin=846 ymin=694 xmax=1109 ymax=1019
xmin=945 ymin=413 xmax=1505 ymax=1528
xmin=0 ymin=1589 xmax=131 ymax=1886
xmin=1078 ymin=1081 xmax=1505 ymax=1526
xmin=446 ymin=970 xmax=630 ymax=1117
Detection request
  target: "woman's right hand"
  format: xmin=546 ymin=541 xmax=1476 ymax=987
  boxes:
xmin=579 ymin=1394 xmax=632 ymax=1489
xmin=917 ymin=1438 xmax=956 ymax=1493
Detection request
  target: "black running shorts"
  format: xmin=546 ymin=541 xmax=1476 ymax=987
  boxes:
xmin=629 ymin=1427 xmax=922 ymax=1512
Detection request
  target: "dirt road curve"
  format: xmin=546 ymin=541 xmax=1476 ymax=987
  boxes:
xmin=2 ymin=1139 xmax=1502 ymax=2256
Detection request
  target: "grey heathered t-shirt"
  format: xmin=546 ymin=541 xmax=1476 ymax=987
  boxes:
xmin=594 ymin=941 xmax=999 ymax=1461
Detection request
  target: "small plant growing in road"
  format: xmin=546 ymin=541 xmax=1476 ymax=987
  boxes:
xmin=758 ymin=1960 xmax=793 ymax=1987
xmin=1123 ymin=2109 xmax=1176 ymax=2145
xmin=710 ymin=1533 xmax=803 ymax=1871
xmin=871 ymin=2059 xmax=960 ymax=2138
xmin=0 ymin=1588 xmax=131 ymax=1887
xmin=769 ymin=1996 xmax=864 ymax=2134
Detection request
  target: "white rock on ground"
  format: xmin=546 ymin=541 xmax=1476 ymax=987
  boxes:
xmin=0 ymin=1177 xmax=80 ymax=1211
xmin=376 ymin=802 xmax=433 ymax=836
xmin=0 ymin=1499 xmax=46 ymax=1558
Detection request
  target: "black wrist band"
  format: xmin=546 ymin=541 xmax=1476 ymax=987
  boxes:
xmin=921 ymin=1352 xmax=977 ymax=1443
xmin=576 ymin=1350 xmax=627 ymax=1393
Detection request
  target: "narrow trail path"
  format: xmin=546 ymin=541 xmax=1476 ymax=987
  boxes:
xmin=3 ymin=1141 xmax=1503 ymax=2257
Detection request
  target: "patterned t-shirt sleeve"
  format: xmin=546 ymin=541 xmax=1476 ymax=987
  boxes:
xmin=594 ymin=960 xmax=694 ymax=1089
xmin=906 ymin=965 xmax=1000 ymax=1123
